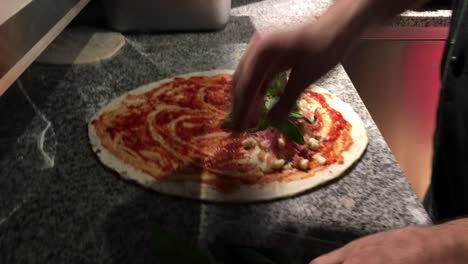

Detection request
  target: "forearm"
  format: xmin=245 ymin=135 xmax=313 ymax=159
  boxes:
xmin=437 ymin=218 xmax=468 ymax=261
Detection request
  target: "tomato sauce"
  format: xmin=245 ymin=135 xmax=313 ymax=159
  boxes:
xmin=305 ymin=91 xmax=353 ymax=165
xmin=93 ymin=74 xmax=354 ymax=193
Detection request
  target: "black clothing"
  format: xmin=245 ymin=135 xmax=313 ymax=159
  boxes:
xmin=427 ymin=0 xmax=468 ymax=220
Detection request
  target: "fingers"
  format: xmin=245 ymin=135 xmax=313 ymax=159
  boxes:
xmin=231 ymin=54 xmax=271 ymax=131
xmin=267 ymin=67 xmax=311 ymax=126
xmin=231 ymin=36 xmax=282 ymax=131
xmin=232 ymin=33 xmax=262 ymax=89
xmin=231 ymin=33 xmax=265 ymax=131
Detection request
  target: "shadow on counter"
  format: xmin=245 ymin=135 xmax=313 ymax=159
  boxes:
xmin=102 ymin=190 xmax=359 ymax=264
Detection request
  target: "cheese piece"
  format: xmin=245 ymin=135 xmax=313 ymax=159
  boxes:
xmin=278 ymin=137 xmax=286 ymax=148
xmin=272 ymin=159 xmax=285 ymax=170
xmin=299 ymin=159 xmax=309 ymax=170
xmin=308 ymin=137 xmax=320 ymax=150
xmin=314 ymin=154 xmax=327 ymax=165
xmin=243 ymin=137 xmax=256 ymax=149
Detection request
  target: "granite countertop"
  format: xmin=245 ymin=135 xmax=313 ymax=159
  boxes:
xmin=230 ymin=0 xmax=451 ymax=28
xmin=395 ymin=10 xmax=451 ymax=27
xmin=0 ymin=0 xmax=431 ymax=263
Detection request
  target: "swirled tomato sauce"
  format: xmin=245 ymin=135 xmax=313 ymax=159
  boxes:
xmin=305 ymin=91 xmax=353 ymax=164
xmin=94 ymin=75 xmax=233 ymax=173
xmin=200 ymin=91 xmax=354 ymax=193
xmin=93 ymin=75 xmax=354 ymax=193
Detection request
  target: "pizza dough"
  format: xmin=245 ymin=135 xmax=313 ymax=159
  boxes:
xmin=89 ymin=70 xmax=368 ymax=202
xmin=36 ymin=27 xmax=125 ymax=65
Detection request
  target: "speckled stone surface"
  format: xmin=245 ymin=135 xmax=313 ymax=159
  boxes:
xmin=230 ymin=0 xmax=451 ymax=28
xmin=393 ymin=10 xmax=451 ymax=27
xmin=0 ymin=1 xmax=432 ymax=263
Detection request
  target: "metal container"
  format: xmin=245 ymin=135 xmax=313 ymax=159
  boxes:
xmin=101 ymin=0 xmax=231 ymax=32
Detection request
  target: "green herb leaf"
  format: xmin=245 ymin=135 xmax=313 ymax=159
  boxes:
xmin=221 ymin=77 xmax=283 ymax=131
xmin=274 ymin=119 xmax=305 ymax=145
xmin=266 ymin=72 xmax=287 ymax=98
xmin=265 ymin=97 xmax=279 ymax=111
xmin=289 ymin=112 xmax=315 ymax=124
xmin=223 ymin=72 xmax=309 ymax=147
xmin=245 ymin=97 xmax=278 ymax=133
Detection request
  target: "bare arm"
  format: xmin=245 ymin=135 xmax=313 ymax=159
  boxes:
xmin=230 ymin=0 xmax=429 ymax=130
xmin=231 ymin=1 xmax=468 ymax=263
xmin=440 ymin=218 xmax=468 ymax=261
xmin=311 ymin=218 xmax=468 ymax=263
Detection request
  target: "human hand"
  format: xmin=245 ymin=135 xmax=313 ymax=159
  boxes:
xmin=229 ymin=0 xmax=428 ymax=132
xmin=230 ymin=22 xmax=349 ymax=131
xmin=310 ymin=225 xmax=467 ymax=264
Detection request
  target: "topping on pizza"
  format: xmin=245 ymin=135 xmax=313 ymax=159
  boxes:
xmin=90 ymin=72 xmax=356 ymax=193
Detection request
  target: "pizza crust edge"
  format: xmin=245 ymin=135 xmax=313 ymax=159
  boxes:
xmin=88 ymin=70 xmax=368 ymax=202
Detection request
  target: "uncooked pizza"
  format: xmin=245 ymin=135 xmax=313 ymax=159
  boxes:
xmin=88 ymin=70 xmax=368 ymax=201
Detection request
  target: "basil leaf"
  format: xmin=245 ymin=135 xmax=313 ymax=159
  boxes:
xmin=223 ymin=72 xmax=309 ymax=148
xmin=245 ymin=97 xmax=278 ymax=132
xmin=221 ymin=85 xmax=281 ymax=131
xmin=289 ymin=112 xmax=315 ymax=124
xmin=265 ymin=97 xmax=279 ymax=111
xmin=274 ymin=119 xmax=305 ymax=145
xmin=266 ymin=72 xmax=287 ymax=98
